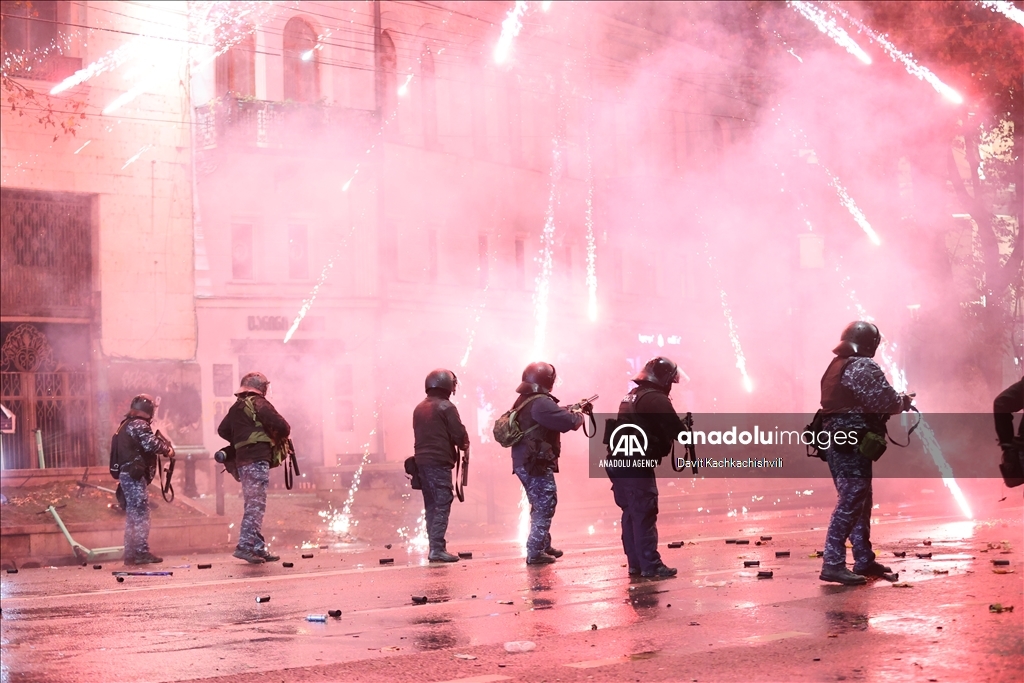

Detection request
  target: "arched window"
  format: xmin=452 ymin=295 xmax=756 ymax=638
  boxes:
xmin=215 ymin=32 xmax=255 ymax=98
xmin=379 ymin=30 xmax=397 ymax=121
xmin=283 ymin=17 xmax=318 ymax=103
xmin=419 ymin=46 xmax=437 ymax=148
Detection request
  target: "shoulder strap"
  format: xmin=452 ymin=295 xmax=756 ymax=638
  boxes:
xmin=515 ymin=394 xmax=545 ymax=437
xmin=235 ymin=397 xmax=273 ymax=449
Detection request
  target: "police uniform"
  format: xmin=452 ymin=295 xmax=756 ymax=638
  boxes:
xmin=413 ymin=387 xmax=469 ymax=561
xmin=819 ymin=323 xmax=910 ymax=584
xmin=217 ymin=387 xmax=290 ymax=563
xmin=510 ymin=387 xmax=583 ymax=563
xmin=993 ymin=379 xmax=1024 ymax=485
xmin=607 ymin=382 xmax=683 ymax=577
xmin=111 ymin=413 xmax=171 ymax=564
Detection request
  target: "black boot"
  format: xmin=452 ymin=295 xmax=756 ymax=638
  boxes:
xmin=819 ymin=564 xmax=867 ymax=585
xmin=428 ymin=549 xmax=460 ymax=562
xmin=852 ymin=561 xmax=891 ymax=577
xmin=544 ymin=546 xmax=564 ymax=558
xmin=233 ymin=547 xmax=266 ymax=564
xmin=257 ymin=548 xmax=280 ymax=562
xmin=641 ymin=563 xmax=677 ymax=578
xmin=526 ymin=554 xmax=556 ymax=565
xmin=134 ymin=552 xmax=163 ymax=565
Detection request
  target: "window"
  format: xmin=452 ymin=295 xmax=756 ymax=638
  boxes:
xmin=283 ymin=17 xmax=318 ymax=103
xmin=212 ymin=364 xmax=234 ymax=397
xmin=379 ymin=30 xmax=397 ymax=122
xmin=231 ymin=224 xmax=253 ymax=280
xmin=514 ymin=238 xmax=525 ymax=289
xmin=215 ymin=32 xmax=255 ymax=97
xmin=1 ymin=0 xmax=58 ymax=54
xmin=420 ymin=46 xmax=437 ymax=148
xmin=478 ymin=234 xmax=489 ymax=289
xmin=288 ymin=225 xmax=308 ymax=279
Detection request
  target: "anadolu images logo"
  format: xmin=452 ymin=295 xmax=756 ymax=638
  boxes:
xmin=609 ymin=423 xmax=648 ymax=457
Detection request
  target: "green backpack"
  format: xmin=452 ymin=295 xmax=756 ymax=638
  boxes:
xmin=492 ymin=394 xmax=543 ymax=448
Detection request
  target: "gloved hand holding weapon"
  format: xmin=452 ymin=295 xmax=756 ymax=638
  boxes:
xmin=569 ymin=394 xmax=599 ymax=437
xmin=672 ymin=412 xmax=697 ymax=474
xmin=154 ymin=430 xmax=176 ymax=502
xmin=455 ymin=442 xmax=470 ymax=503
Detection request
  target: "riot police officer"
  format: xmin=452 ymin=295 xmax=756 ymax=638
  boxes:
xmin=607 ymin=357 xmax=684 ymax=578
xmin=993 ymin=378 xmax=1023 ymax=486
xmin=413 ymin=369 xmax=470 ymax=562
xmin=510 ymin=362 xmax=585 ymax=565
xmin=217 ymin=372 xmax=290 ymax=564
xmin=110 ymin=394 xmax=173 ymax=565
xmin=819 ymin=322 xmax=914 ymax=585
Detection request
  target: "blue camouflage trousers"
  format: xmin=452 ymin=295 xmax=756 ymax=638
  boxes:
xmin=514 ymin=464 xmax=557 ymax=559
xmin=419 ymin=464 xmax=455 ymax=552
xmin=238 ymin=461 xmax=270 ymax=553
xmin=120 ymin=471 xmax=150 ymax=560
xmin=823 ymin=448 xmax=875 ymax=569
xmin=610 ymin=477 xmax=662 ymax=573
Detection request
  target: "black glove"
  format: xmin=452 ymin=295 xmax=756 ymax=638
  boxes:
xmin=900 ymin=394 xmax=914 ymax=412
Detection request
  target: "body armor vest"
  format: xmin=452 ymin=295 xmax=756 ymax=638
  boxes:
xmin=515 ymin=393 xmax=561 ymax=458
xmin=820 ymin=356 xmax=859 ymax=414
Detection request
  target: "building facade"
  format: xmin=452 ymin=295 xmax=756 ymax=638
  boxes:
xmin=1 ymin=1 xmax=201 ymax=471
xmin=189 ymin=1 xmax=751 ymax=483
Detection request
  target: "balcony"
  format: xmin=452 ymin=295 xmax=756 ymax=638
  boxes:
xmin=195 ymin=96 xmax=377 ymax=154
xmin=3 ymin=54 xmax=83 ymax=84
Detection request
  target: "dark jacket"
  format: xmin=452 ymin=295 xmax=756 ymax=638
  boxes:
xmin=413 ymin=390 xmax=469 ymax=469
xmin=217 ymin=392 xmax=291 ymax=465
xmin=607 ymin=382 xmax=684 ymax=479
xmin=510 ymin=391 xmax=583 ymax=472
xmin=113 ymin=416 xmax=171 ymax=481
xmin=994 ymin=379 xmax=1023 ymax=444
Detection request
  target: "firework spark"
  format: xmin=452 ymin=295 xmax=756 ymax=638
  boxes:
xmin=827 ymin=3 xmax=963 ymax=103
xmin=494 ymin=1 xmax=529 ymax=64
xmin=283 ymin=249 xmax=338 ymax=343
xmin=517 ymin=489 xmax=530 ymax=556
xmin=584 ymin=120 xmax=598 ymax=322
xmin=533 ymin=144 xmax=563 ymax=358
xmin=788 ymin=1 xmax=872 ymax=65
xmin=704 ymin=237 xmax=754 ymax=393
xmin=121 ymin=144 xmax=153 ymax=170
xmin=979 ymin=1 xmax=1024 ymax=26
xmin=824 ymin=166 xmax=882 ymax=245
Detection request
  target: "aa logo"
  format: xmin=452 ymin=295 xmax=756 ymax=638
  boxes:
xmin=609 ymin=423 xmax=648 ymax=458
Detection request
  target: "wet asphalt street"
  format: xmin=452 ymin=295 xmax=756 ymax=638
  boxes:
xmin=2 ymin=492 xmax=1021 ymax=683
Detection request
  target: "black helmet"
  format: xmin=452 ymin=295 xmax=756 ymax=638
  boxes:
xmin=237 ymin=371 xmax=270 ymax=396
xmin=128 ymin=394 xmax=156 ymax=420
xmin=833 ymin=321 xmax=881 ymax=358
xmin=425 ymin=368 xmax=458 ymax=395
xmin=633 ymin=356 xmax=680 ymax=389
xmin=517 ymin=361 xmax=557 ymax=394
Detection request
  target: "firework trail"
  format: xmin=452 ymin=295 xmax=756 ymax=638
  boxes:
xmin=584 ymin=115 xmax=598 ymax=322
xmin=702 ymin=235 xmax=754 ymax=393
xmin=533 ymin=144 xmax=563 ymax=358
xmin=826 ymin=3 xmax=963 ymax=103
xmin=494 ymin=1 xmax=529 ymax=64
xmin=979 ymin=1 xmax=1024 ymax=26
xmin=787 ymin=1 xmax=872 ymax=64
